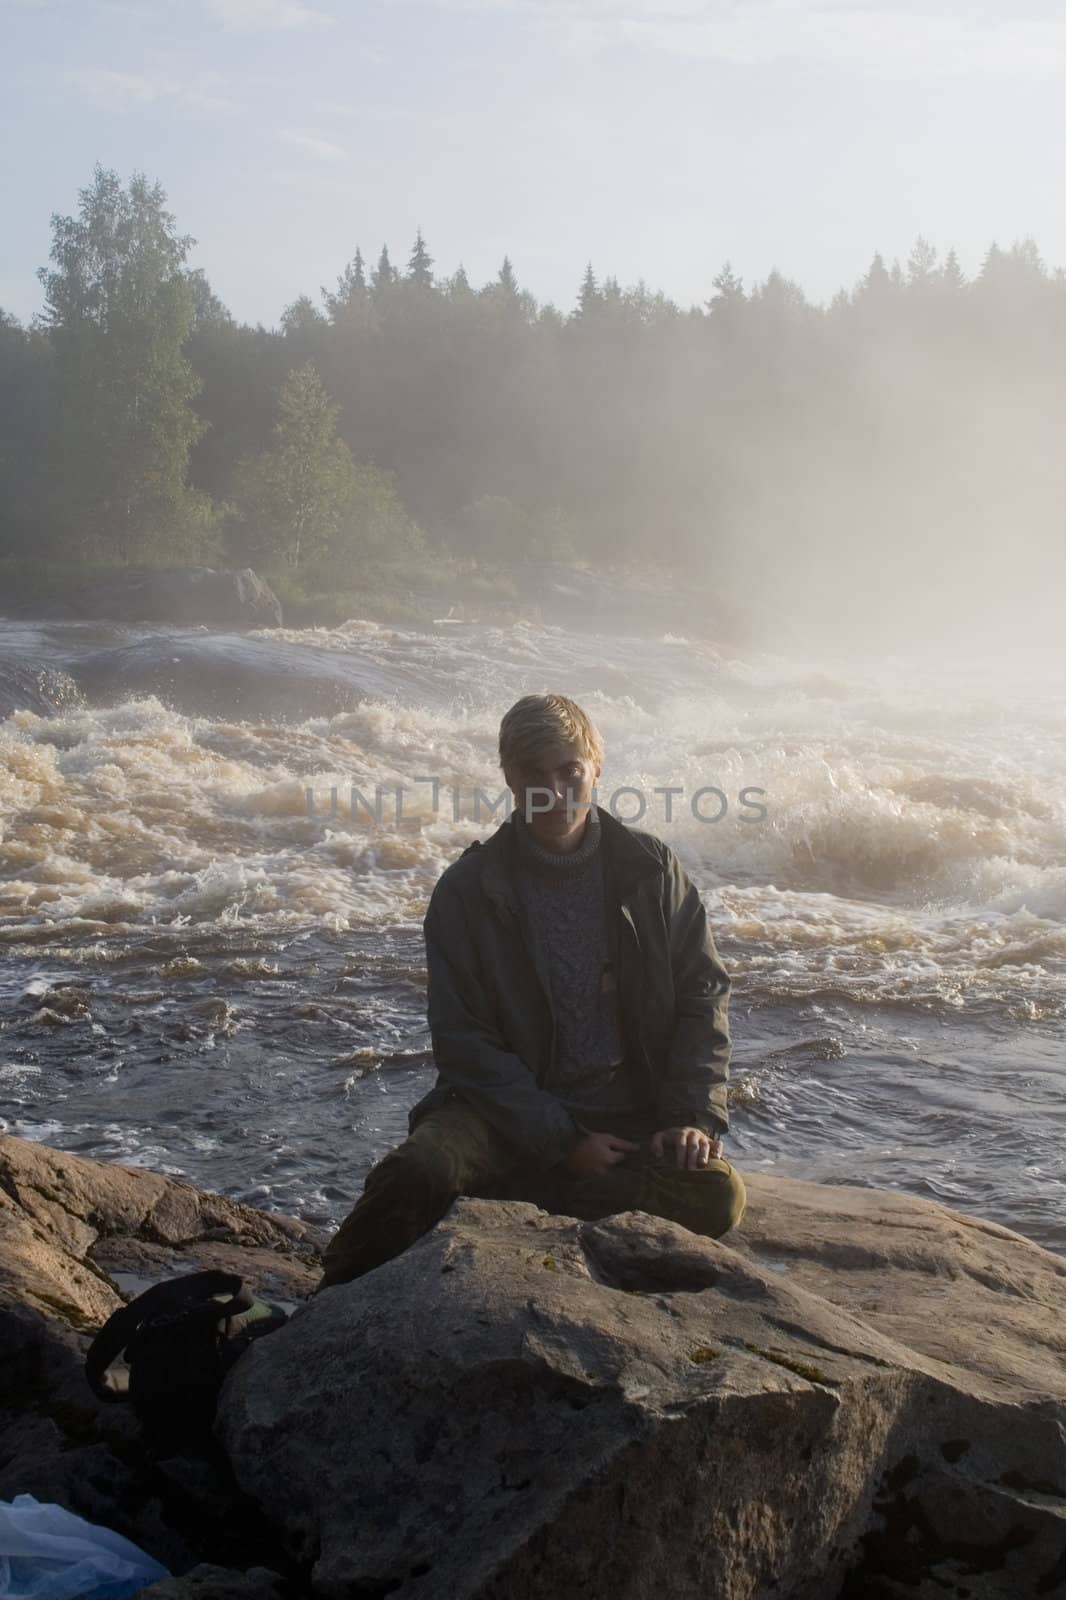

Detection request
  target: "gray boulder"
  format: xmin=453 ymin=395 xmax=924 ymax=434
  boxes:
xmin=73 ymin=566 xmax=282 ymax=629
xmin=218 ymin=1181 xmax=1066 ymax=1600
xmin=0 ymin=1132 xmax=324 ymax=1329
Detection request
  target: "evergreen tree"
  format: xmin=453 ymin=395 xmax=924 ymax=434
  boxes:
xmin=323 ymin=249 xmax=369 ymax=324
xmin=858 ymin=252 xmax=893 ymax=299
xmin=978 ymin=242 xmax=1007 ymax=284
xmin=906 ymin=236 xmax=938 ymax=288
xmin=574 ymin=263 xmax=602 ymax=320
xmin=232 ymin=363 xmax=354 ymax=571
xmin=406 ymin=230 xmax=434 ymax=289
xmin=708 ymin=261 xmax=745 ymax=314
xmin=1007 ymin=236 xmax=1047 ymax=282
xmin=447 ymin=265 xmax=474 ymax=305
xmin=602 ymin=275 xmax=624 ymax=315
xmin=372 ymin=245 xmax=396 ymax=294
xmin=37 ymin=164 xmax=206 ymax=560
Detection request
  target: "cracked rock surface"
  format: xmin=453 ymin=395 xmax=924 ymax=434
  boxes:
xmin=219 ymin=1184 xmax=1066 ymax=1600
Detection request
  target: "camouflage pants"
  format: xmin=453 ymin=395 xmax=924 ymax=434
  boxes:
xmin=319 ymin=1099 xmax=746 ymax=1288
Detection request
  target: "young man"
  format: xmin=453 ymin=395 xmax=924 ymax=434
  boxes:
xmin=319 ymin=692 xmax=744 ymax=1288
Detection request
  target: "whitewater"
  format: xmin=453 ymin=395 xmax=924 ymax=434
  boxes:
xmin=1 ymin=617 xmax=1064 ymax=1251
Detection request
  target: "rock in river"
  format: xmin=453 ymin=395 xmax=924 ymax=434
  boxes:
xmin=69 ymin=565 xmax=283 ymax=629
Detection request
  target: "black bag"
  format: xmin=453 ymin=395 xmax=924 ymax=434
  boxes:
xmin=85 ymin=1270 xmax=288 ymax=1448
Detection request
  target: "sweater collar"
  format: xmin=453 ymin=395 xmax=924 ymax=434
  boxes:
xmin=479 ymin=803 xmax=661 ymax=913
xmin=513 ymin=802 xmax=602 ymax=876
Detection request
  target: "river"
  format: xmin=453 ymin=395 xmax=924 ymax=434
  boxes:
xmin=1 ymin=616 xmax=1064 ymax=1250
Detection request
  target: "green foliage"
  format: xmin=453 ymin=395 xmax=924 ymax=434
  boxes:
xmin=445 ymin=495 xmax=531 ymax=564
xmin=232 ymin=363 xmax=356 ymax=571
xmin=322 ymin=250 xmax=370 ymax=329
xmin=37 ymin=165 xmax=206 ymax=561
xmin=311 ymin=461 xmax=427 ymax=586
xmin=7 ymin=179 xmax=1066 ymax=631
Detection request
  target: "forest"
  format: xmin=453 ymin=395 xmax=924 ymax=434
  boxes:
xmin=2 ymin=165 xmax=1064 ymax=638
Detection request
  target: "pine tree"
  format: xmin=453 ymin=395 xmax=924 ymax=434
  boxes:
xmin=857 ymin=252 xmax=893 ymax=302
xmin=602 ymin=275 xmax=624 ymax=313
xmin=906 ymin=236 xmax=938 ymax=288
xmin=498 ymin=256 xmax=519 ymax=298
xmin=1008 ymin=236 xmax=1046 ymax=281
xmin=323 ymin=249 xmax=369 ymax=323
xmin=372 ymin=245 xmax=396 ymax=294
xmin=574 ymin=262 xmax=601 ymax=320
xmin=407 ymin=230 xmax=434 ymax=289
xmin=708 ymin=261 xmax=745 ymax=314
xmin=978 ymin=242 xmax=1007 ymax=285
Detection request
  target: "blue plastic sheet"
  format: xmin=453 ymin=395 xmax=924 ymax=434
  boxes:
xmin=0 ymin=1494 xmax=169 ymax=1599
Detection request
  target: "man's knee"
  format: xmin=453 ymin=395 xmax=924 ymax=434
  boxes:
xmin=318 ymin=1139 xmax=460 ymax=1290
xmin=705 ymin=1159 xmax=746 ymax=1235
xmin=647 ymin=1157 xmax=747 ymax=1239
xmin=366 ymin=1134 xmax=461 ymax=1207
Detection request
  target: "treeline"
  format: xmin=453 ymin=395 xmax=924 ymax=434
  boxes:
xmin=2 ymin=165 xmax=1065 ymax=634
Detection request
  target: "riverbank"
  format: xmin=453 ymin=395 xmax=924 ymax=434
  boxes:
xmin=0 ymin=556 xmax=735 ymax=639
xmin=4 ymin=1132 xmax=1066 ymax=1598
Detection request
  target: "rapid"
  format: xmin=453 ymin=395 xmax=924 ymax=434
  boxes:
xmin=1 ymin=617 xmax=1064 ymax=1250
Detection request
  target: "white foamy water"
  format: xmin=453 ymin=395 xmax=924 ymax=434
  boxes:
xmin=3 ymin=623 xmax=1065 ymax=1009
xmin=0 ymin=618 xmax=1064 ymax=1248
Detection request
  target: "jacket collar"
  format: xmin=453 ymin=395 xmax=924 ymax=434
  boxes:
xmin=478 ymin=803 xmax=661 ymax=914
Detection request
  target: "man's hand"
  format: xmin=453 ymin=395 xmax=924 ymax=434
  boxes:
xmin=650 ymin=1126 xmax=722 ymax=1171
xmin=563 ymin=1131 xmax=640 ymax=1179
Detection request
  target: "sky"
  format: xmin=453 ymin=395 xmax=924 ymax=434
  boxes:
xmin=4 ymin=0 xmax=1066 ymax=326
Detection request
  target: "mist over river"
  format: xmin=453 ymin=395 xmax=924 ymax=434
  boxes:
xmin=1 ymin=616 xmax=1064 ymax=1251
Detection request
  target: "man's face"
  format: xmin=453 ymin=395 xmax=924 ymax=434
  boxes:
xmin=505 ymin=739 xmax=601 ymax=850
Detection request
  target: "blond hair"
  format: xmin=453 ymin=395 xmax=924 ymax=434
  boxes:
xmin=498 ymin=693 xmax=604 ymax=774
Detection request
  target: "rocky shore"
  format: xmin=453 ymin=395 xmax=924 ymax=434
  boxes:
xmin=2 ymin=1133 xmax=1065 ymax=1598
xmin=0 ymin=559 xmax=738 ymax=641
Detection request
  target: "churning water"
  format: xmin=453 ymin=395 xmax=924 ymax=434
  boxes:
xmin=1 ymin=617 xmax=1064 ymax=1249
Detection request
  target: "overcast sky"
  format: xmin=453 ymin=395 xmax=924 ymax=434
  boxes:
xmin=4 ymin=0 xmax=1066 ymax=325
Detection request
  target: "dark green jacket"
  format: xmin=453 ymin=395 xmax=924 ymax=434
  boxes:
xmin=410 ymin=805 xmax=732 ymax=1168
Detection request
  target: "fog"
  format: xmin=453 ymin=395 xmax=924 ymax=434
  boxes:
xmin=2 ymin=175 xmax=1064 ymax=661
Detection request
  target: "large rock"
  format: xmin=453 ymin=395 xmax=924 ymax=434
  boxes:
xmin=0 ymin=1134 xmax=324 ymax=1575
xmin=0 ymin=1132 xmax=324 ymax=1325
xmin=71 ymin=566 xmax=283 ymax=629
xmin=219 ymin=1181 xmax=1066 ymax=1600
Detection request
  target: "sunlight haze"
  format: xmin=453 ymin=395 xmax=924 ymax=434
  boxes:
xmin=5 ymin=0 xmax=1066 ymax=323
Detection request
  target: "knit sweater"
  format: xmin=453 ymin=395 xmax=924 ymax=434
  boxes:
xmin=513 ymin=806 xmax=646 ymax=1126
